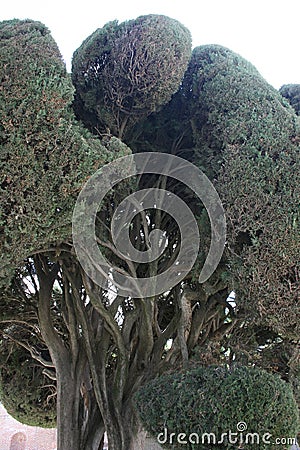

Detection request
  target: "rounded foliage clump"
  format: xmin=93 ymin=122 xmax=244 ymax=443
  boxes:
xmin=182 ymin=45 xmax=300 ymax=338
xmin=72 ymin=14 xmax=192 ymax=138
xmin=183 ymin=44 xmax=298 ymax=177
xmin=0 ymin=344 xmax=56 ymax=427
xmin=134 ymin=365 xmax=299 ymax=450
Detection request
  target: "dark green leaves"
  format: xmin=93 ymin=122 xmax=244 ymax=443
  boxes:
xmin=72 ymin=15 xmax=192 ymax=138
xmin=135 ymin=366 xmax=299 ymax=450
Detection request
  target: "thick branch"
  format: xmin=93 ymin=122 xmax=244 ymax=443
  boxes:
xmin=34 ymin=255 xmax=68 ymax=366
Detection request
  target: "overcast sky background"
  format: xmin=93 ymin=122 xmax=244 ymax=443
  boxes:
xmin=1 ymin=0 xmax=299 ymax=89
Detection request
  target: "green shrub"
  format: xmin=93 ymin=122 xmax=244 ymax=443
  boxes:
xmin=134 ymin=365 xmax=299 ymax=449
xmin=0 ymin=345 xmax=56 ymax=427
xmin=72 ymin=14 xmax=191 ymax=138
xmin=182 ymin=45 xmax=298 ymax=177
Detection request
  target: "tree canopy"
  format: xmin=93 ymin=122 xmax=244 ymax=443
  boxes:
xmin=129 ymin=44 xmax=300 ymax=338
xmin=0 ymin=19 xmax=127 ymax=281
xmin=186 ymin=45 xmax=300 ymax=338
xmin=72 ymin=15 xmax=192 ymax=138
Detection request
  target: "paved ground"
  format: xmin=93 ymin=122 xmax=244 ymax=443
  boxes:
xmin=0 ymin=403 xmax=56 ymax=450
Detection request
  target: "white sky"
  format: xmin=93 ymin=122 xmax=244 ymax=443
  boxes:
xmin=1 ymin=0 xmax=299 ymax=89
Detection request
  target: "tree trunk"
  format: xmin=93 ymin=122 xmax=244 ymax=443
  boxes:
xmin=104 ymin=403 xmax=147 ymax=450
xmin=35 ymin=257 xmax=106 ymax=450
xmin=56 ymin=365 xmax=105 ymax=450
xmin=82 ymin=399 xmax=105 ymax=449
xmin=106 ymin=426 xmax=147 ymax=450
xmin=129 ymin=430 xmax=147 ymax=450
xmin=56 ymin=370 xmax=81 ymax=450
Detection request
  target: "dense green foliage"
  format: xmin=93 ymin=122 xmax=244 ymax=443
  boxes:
xmin=225 ymin=325 xmax=300 ymax=408
xmin=182 ymin=45 xmax=300 ymax=338
xmin=280 ymin=84 xmax=300 ymax=115
xmin=72 ymin=15 xmax=191 ymax=138
xmin=0 ymin=344 xmax=56 ymax=427
xmin=135 ymin=365 xmax=299 ymax=450
xmin=0 ymin=19 xmax=127 ymax=281
xmin=128 ymin=45 xmax=300 ymax=339
xmin=183 ymin=45 xmax=298 ymax=175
